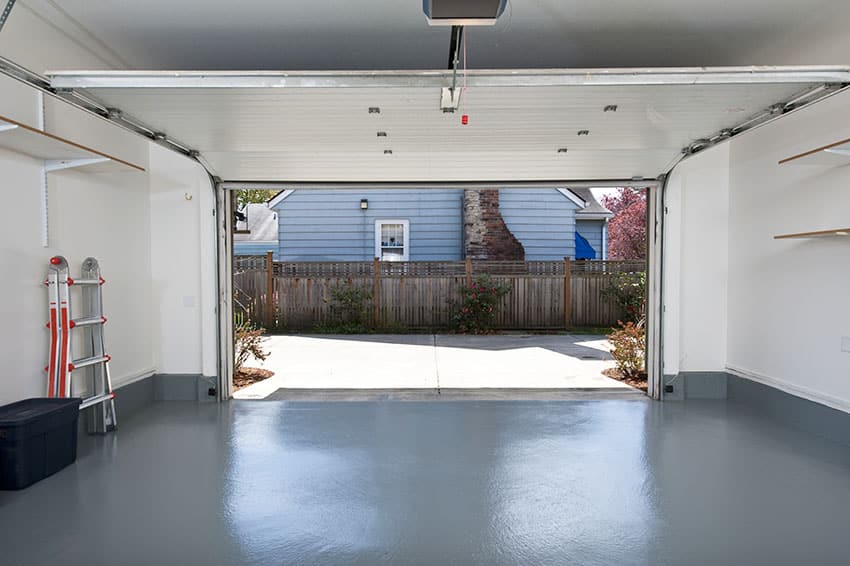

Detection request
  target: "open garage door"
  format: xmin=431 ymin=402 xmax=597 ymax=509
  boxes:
xmin=44 ymin=66 xmax=850 ymax=399
xmin=48 ymin=67 xmax=850 ymax=183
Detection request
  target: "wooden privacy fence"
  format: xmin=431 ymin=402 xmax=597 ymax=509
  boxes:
xmin=233 ymin=253 xmax=645 ymax=331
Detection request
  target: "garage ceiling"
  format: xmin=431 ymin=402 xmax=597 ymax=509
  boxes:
xmin=13 ymin=0 xmax=850 ymax=70
xmin=48 ymin=68 xmax=850 ymax=182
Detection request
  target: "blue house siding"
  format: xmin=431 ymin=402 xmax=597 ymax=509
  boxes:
xmin=234 ymin=241 xmax=278 ymax=256
xmin=575 ymin=220 xmax=605 ymax=259
xmin=273 ymin=189 xmax=464 ymax=261
xmin=499 ymin=189 xmax=579 ymax=260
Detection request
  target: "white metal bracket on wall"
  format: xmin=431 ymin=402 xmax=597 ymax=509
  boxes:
xmin=45 ymin=157 xmax=109 ymax=172
xmin=37 ymin=91 xmax=48 ymax=248
xmin=39 ymin=169 xmax=49 ymax=247
xmin=39 ymin=158 xmax=109 ymax=247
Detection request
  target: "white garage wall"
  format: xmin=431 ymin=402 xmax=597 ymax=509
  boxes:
xmin=0 ymin=77 xmax=218 ymax=406
xmin=148 ymin=144 xmax=218 ymax=378
xmin=662 ymin=143 xmax=730 ymax=377
xmin=0 ymin=138 xmax=154 ymax=403
xmin=726 ymin=89 xmax=850 ymax=412
xmin=0 ymin=74 xmax=42 ymax=127
xmin=47 ymin=165 xmax=155 ymax=394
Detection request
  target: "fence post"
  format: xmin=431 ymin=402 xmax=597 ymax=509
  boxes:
xmin=564 ymin=256 xmax=571 ymax=330
xmin=465 ymin=257 xmax=472 ymax=287
xmin=266 ymin=251 xmax=274 ymax=329
xmin=373 ymin=257 xmax=380 ymax=327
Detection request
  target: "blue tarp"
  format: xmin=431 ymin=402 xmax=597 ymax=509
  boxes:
xmin=575 ymin=232 xmax=596 ymax=260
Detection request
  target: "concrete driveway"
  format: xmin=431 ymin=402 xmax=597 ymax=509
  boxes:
xmin=234 ymin=334 xmax=635 ymax=399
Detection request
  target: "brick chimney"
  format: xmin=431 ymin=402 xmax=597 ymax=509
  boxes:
xmin=463 ymin=189 xmax=525 ymax=260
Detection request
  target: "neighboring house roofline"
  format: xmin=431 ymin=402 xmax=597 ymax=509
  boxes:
xmin=268 ymin=189 xmax=295 ymax=208
xmin=570 ymin=187 xmax=615 ymax=219
xmin=576 ymin=212 xmax=614 ymax=220
xmin=557 ymin=188 xmax=587 ymax=208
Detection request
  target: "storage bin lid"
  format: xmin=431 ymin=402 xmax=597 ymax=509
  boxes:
xmin=0 ymin=398 xmax=82 ymax=427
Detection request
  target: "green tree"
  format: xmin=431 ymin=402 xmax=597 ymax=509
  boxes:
xmin=236 ymin=189 xmax=278 ymax=209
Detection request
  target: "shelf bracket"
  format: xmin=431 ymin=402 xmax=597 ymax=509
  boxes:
xmin=45 ymin=157 xmax=110 ymax=172
xmin=39 ymin=158 xmax=111 ymax=248
xmin=825 ymin=148 xmax=850 ymax=157
xmin=40 ymin=166 xmax=48 ymax=247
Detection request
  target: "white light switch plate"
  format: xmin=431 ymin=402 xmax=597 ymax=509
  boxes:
xmin=842 ymin=336 xmax=850 ymax=353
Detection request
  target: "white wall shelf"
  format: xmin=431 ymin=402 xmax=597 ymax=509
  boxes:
xmin=0 ymin=116 xmax=145 ymax=173
xmin=0 ymin=114 xmax=146 ymax=248
xmin=779 ymin=138 xmax=850 ymax=166
xmin=774 ymin=228 xmax=850 ymax=239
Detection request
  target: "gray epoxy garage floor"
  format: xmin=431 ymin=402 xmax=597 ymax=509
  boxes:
xmin=2 ymin=399 xmax=850 ymax=565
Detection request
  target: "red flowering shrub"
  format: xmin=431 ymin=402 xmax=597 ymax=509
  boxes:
xmin=452 ymin=275 xmax=511 ymax=333
xmin=602 ymin=188 xmax=647 ymax=260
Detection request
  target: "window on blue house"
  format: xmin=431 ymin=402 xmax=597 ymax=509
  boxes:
xmin=375 ymin=220 xmax=410 ymax=261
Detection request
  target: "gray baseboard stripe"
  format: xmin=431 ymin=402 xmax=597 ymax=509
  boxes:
xmin=114 ymin=373 xmax=216 ymax=411
xmin=154 ymin=374 xmax=200 ymax=401
xmin=727 ymin=375 xmax=850 ymax=448
xmin=664 ymin=372 xmax=728 ymax=400
xmin=664 ymin=371 xmax=850 ymax=447
xmin=115 ymin=374 xmax=156 ymax=420
xmin=154 ymin=374 xmax=217 ymax=402
xmin=77 ymin=373 xmax=216 ymax=442
xmin=77 ymin=374 xmax=156 ymax=441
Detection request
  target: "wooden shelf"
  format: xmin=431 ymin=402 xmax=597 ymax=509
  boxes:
xmin=774 ymin=228 xmax=850 ymax=240
xmin=779 ymin=137 xmax=850 ymax=166
xmin=0 ymin=115 xmax=145 ymax=173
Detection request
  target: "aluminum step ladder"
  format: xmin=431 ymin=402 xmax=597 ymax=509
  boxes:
xmin=46 ymin=255 xmax=117 ymax=434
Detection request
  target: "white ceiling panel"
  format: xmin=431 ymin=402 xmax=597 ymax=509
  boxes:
xmin=47 ymin=68 xmax=850 ymax=182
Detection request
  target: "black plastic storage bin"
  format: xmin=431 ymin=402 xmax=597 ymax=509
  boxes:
xmin=0 ymin=398 xmax=82 ymax=490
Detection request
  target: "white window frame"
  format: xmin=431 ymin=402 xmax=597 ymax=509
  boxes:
xmin=375 ymin=219 xmax=410 ymax=261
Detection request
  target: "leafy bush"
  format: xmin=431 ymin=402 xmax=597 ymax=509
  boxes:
xmin=452 ymin=275 xmax=512 ymax=334
xmin=234 ymin=322 xmax=269 ymax=373
xmin=322 ymin=284 xmax=373 ymax=332
xmin=602 ymin=271 xmax=646 ymax=323
xmin=607 ymin=319 xmax=646 ymax=379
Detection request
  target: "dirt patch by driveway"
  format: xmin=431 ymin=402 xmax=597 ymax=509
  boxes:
xmin=602 ymin=368 xmax=648 ymax=392
xmin=234 ymin=367 xmax=274 ymax=391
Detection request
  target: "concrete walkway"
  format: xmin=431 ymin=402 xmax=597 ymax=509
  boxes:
xmin=234 ymin=334 xmax=634 ymax=399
